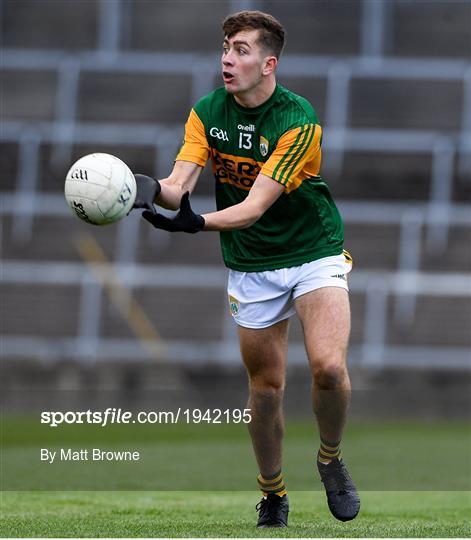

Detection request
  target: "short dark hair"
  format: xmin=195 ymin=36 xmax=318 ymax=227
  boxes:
xmin=222 ymin=10 xmax=286 ymax=59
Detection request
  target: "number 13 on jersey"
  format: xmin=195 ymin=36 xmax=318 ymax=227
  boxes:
xmin=239 ymin=132 xmax=252 ymax=149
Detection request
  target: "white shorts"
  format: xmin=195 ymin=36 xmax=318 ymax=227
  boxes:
xmin=227 ymin=252 xmax=353 ymax=329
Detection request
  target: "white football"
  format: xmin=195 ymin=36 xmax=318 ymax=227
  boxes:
xmin=64 ymin=153 xmax=136 ymax=226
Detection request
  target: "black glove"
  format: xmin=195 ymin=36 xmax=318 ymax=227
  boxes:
xmin=142 ymin=192 xmax=205 ymax=233
xmin=133 ymin=174 xmax=162 ymax=213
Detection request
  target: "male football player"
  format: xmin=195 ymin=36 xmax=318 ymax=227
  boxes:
xmin=133 ymin=10 xmax=360 ymax=528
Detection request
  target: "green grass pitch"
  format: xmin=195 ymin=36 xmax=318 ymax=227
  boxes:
xmin=1 ymin=490 xmax=470 ymax=537
xmin=1 ymin=418 xmax=470 ymax=536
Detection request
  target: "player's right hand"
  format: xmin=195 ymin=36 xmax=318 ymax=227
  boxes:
xmin=132 ymin=174 xmax=161 ymax=214
xmin=142 ymin=192 xmax=205 ymax=233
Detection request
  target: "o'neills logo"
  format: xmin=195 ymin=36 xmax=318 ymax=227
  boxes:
xmin=259 ymin=135 xmax=269 ymax=157
xmin=238 ymin=124 xmax=255 ymax=132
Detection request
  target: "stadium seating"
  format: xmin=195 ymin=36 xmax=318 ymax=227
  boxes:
xmin=349 ymin=78 xmax=464 ymax=131
xmin=1 ymin=0 xmax=470 ymax=380
xmin=2 ymin=69 xmax=58 ymax=121
xmin=387 ymin=295 xmax=471 ymax=347
xmin=101 ymin=287 xmax=226 ymax=341
xmin=1 ymin=283 xmax=80 ymax=337
xmin=262 ymin=1 xmax=362 ymax=55
xmin=2 ymin=215 xmax=118 ymax=261
xmin=421 ymin=225 xmax=471 ymax=272
xmin=0 ymin=143 xmax=19 ymax=190
xmin=391 ymin=1 xmax=471 ymax=57
xmin=329 ymin=151 xmax=433 ymax=200
xmin=128 ymin=1 xmax=230 ymax=52
xmin=77 ymin=72 xmax=192 ymax=123
xmin=1 ymin=0 xmax=99 ymax=50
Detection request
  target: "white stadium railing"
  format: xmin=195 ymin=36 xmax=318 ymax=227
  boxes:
xmin=1 ymin=195 xmax=470 ymax=368
xmin=1 ymin=259 xmax=470 ymax=368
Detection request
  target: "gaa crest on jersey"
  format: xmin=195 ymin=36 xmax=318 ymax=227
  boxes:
xmin=228 ymin=295 xmax=240 ymax=316
xmin=259 ymin=136 xmax=269 ymax=157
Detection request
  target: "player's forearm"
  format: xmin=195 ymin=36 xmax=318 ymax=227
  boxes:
xmin=202 ymin=200 xmax=262 ymax=231
xmin=155 ymin=161 xmax=202 ymax=211
xmin=155 ymin=180 xmax=186 ymax=211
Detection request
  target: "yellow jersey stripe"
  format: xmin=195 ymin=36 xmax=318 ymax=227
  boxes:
xmin=281 ymin=124 xmax=315 ymax=186
xmin=272 ymin=125 xmax=309 ymax=182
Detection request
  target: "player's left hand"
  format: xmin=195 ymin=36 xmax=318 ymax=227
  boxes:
xmin=142 ymin=192 xmax=205 ymax=233
xmin=133 ymin=174 xmax=161 ymax=214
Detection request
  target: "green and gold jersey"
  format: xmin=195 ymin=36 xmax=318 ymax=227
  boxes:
xmin=176 ymin=84 xmax=344 ymax=272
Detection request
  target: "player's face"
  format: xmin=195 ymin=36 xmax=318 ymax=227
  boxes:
xmin=221 ymin=30 xmax=268 ymax=97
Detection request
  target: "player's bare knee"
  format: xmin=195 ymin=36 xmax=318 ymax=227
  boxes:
xmin=312 ymin=361 xmax=347 ymax=390
xmin=249 ymin=378 xmax=285 ymax=399
xmin=244 ymin=358 xmax=285 ymax=394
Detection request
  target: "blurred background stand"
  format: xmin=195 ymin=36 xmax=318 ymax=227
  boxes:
xmin=1 ymin=0 xmax=470 ymax=418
